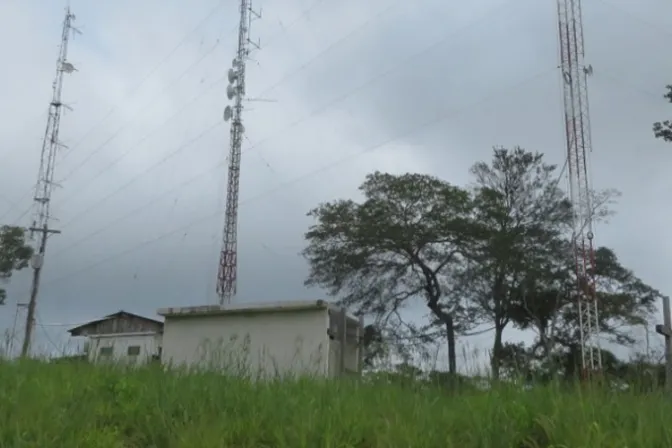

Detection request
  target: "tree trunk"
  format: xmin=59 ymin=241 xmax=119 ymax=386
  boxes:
xmin=491 ymin=324 xmax=504 ymax=380
xmin=446 ymin=314 xmax=456 ymax=375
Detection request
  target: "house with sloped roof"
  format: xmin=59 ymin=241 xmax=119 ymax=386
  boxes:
xmin=68 ymin=310 xmax=163 ymax=365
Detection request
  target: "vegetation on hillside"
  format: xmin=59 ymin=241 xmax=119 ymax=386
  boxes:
xmin=302 ymin=147 xmax=665 ymax=380
xmin=1 ymin=360 xmax=672 ymax=447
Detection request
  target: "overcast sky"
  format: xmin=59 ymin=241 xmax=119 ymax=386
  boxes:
xmin=0 ymin=0 xmax=670 ymax=368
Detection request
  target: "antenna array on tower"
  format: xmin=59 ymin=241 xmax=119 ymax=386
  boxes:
xmin=556 ymin=0 xmax=602 ymax=376
xmin=216 ymin=0 xmax=261 ymax=305
xmin=20 ymin=8 xmax=80 ymax=357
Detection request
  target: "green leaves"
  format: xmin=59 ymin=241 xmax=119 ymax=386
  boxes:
xmin=302 ymin=148 xmax=662 ymax=377
xmin=0 ymin=225 xmax=33 ymax=305
xmin=303 ymin=171 xmax=472 ymax=317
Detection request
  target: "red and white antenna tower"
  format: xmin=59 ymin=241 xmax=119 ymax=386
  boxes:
xmin=556 ymin=0 xmax=602 ymax=376
xmin=217 ymin=0 xmax=260 ymax=305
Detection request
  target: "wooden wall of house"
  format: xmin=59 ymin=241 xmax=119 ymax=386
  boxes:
xmin=76 ymin=314 xmax=162 ymax=336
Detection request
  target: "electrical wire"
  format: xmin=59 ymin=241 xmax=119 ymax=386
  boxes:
xmin=50 ymin=0 xmax=406 ymax=211
xmin=235 ymin=0 xmax=520 ymax=164
xmin=592 ymin=69 xmax=668 ymax=101
xmin=0 ymin=5 xmax=236 ymax=222
xmin=0 ymin=109 xmax=49 ymax=165
xmin=50 ymin=61 xmax=555 ymax=264
xmin=58 ymin=0 xmax=231 ymax=163
xmin=57 ymin=41 xmax=228 ymax=188
xmin=54 ymin=75 xmax=228 ymax=211
xmin=259 ymin=0 xmax=330 ymax=51
xmin=49 ymin=0 xmax=526 ymax=238
xmin=593 ymin=0 xmax=672 ymax=39
xmin=49 ymin=0 xmax=397 ymax=212
xmin=29 ymin=66 xmax=557 ymax=291
xmin=54 ymin=121 xmax=224 ymax=243
xmin=0 ymin=0 xmax=510 ymax=232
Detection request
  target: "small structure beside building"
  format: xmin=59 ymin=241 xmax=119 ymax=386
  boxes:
xmin=68 ymin=311 xmax=163 ymax=366
xmin=157 ymin=299 xmax=364 ymax=378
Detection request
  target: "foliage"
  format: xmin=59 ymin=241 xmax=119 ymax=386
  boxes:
xmin=302 ymin=172 xmax=475 ymax=373
xmin=302 ymin=147 xmax=662 ymax=379
xmin=653 ymin=85 xmax=672 ymax=142
xmin=0 ymin=225 xmax=33 ymax=305
xmin=2 ymin=360 xmax=672 ymax=446
xmin=455 ymin=147 xmax=575 ymax=378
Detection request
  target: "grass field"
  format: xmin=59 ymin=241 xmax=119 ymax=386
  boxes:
xmin=1 ymin=360 xmax=671 ymax=447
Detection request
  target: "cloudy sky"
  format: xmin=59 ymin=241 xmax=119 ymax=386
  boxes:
xmin=0 ymin=0 xmax=670 ymax=368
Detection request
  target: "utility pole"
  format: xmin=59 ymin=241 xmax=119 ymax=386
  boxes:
xmin=216 ymin=0 xmax=260 ymax=305
xmin=655 ymin=296 xmax=672 ymax=393
xmin=556 ymin=0 xmax=602 ymax=379
xmin=20 ymin=8 xmax=79 ymax=357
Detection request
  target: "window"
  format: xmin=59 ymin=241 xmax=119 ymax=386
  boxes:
xmin=127 ymin=346 xmax=141 ymax=356
xmin=99 ymin=346 xmax=113 ymax=356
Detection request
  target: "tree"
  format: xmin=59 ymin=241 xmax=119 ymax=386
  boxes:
xmin=0 ymin=225 xmax=33 ymax=305
xmin=302 ymin=172 xmax=475 ymax=374
xmin=653 ymin=85 xmax=672 ymax=142
xmin=455 ymin=147 xmax=575 ymax=379
xmin=509 ymin=244 xmax=663 ymax=378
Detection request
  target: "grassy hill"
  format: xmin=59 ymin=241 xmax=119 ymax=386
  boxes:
xmin=1 ymin=360 xmax=671 ymax=447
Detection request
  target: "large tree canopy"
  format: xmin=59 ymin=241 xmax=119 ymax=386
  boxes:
xmin=302 ymin=147 xmax=663 ymax=378
xmin=653 ymin=84 xmax=672 ymax=142
xmin=0 ymin=225 xmax=33 ymax=305
xmin=454 ymin=147 xmax=575 ymax=379
xmin=302 ymin=172 xmax=474 ymax=373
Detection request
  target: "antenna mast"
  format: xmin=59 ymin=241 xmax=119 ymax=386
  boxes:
xmin=556 ymin=0 xmax=601 ymax=377
xmin=20 ymin=8 xmax=79 ymax=357
xmin=216 ymin=0 xmax=260 ymax=304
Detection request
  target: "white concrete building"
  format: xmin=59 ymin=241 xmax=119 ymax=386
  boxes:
xmin=157 ymin=300 xmax=364 ymax=378
xmin=68 ymin=311 xmax=163 ymax=366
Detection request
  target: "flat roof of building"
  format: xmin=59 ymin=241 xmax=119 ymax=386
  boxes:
xmin=157 ymin=299 xmax=356 ymax=319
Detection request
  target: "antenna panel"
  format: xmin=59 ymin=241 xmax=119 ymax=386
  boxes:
xmin=226 ymin=84 xmax=236 ymax=100
xmin=223 ymin=105 xmax=233 ymax=122
xmin=228 ymin=68 xmax=238 ymax=84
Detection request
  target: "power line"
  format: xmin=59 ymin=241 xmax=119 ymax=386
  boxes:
xmin=237 ymin=0 xmax=519 ymax=160
xmin=0 ymin=5 xmax=235 ymax=222
xmin=5 ymin=0 xmax=515 ymax=242
xmin=47 ymin=63 xmax=555 ymax=267
xmin=593 ymin=0 xmax=672 ymax=39
xmin=54 ymin=75 xmax=229 ymax=210
xmin=57 ymin=43 xmax=227 ymax=187
xmin=58 ymin=121 xmax=223 ymax=231
xmin=0 ymin=109 xmax=49 ymax=165
xmin=29 ymin=66 xmax=556 ymax=291
xmin=59 ymin=0 xmax=230 ymax=162
xmin=49 ymin=0 xmax=405 ymax=219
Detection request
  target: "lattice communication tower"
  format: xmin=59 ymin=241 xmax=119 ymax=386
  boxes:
xmin=216 ymin=0 xmax=260 ymax=304
xmin=556 ymin=0 xmax=602 ymax=375
xmin=20 ymin=8 xmax=80 ymax=356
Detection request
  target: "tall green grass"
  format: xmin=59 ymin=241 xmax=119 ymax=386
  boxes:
xmin=1 ymin=359 xmax=671 ymax=447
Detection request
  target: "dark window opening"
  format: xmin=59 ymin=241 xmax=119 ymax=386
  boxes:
xmin=127 ymin=346 xmax=141 ymax=356
xmin=99 ymin=346 xmax=113 ymax=356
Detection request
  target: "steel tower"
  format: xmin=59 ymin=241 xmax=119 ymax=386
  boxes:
xmin=556 ymin=0 xmax=602 ymax=376
xmin=216 ymin=0 xmax=259 ymax=304
xmin=21 ymin=8 xmax=79 ymax=356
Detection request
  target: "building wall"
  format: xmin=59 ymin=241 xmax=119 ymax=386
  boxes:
xmin=328 ymin=339 xmax=359 ymax=377
xmin=88 ymin=332 xmax=162 ymax=366
xmin=161 ymin=309 xmax=330 ymax=378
